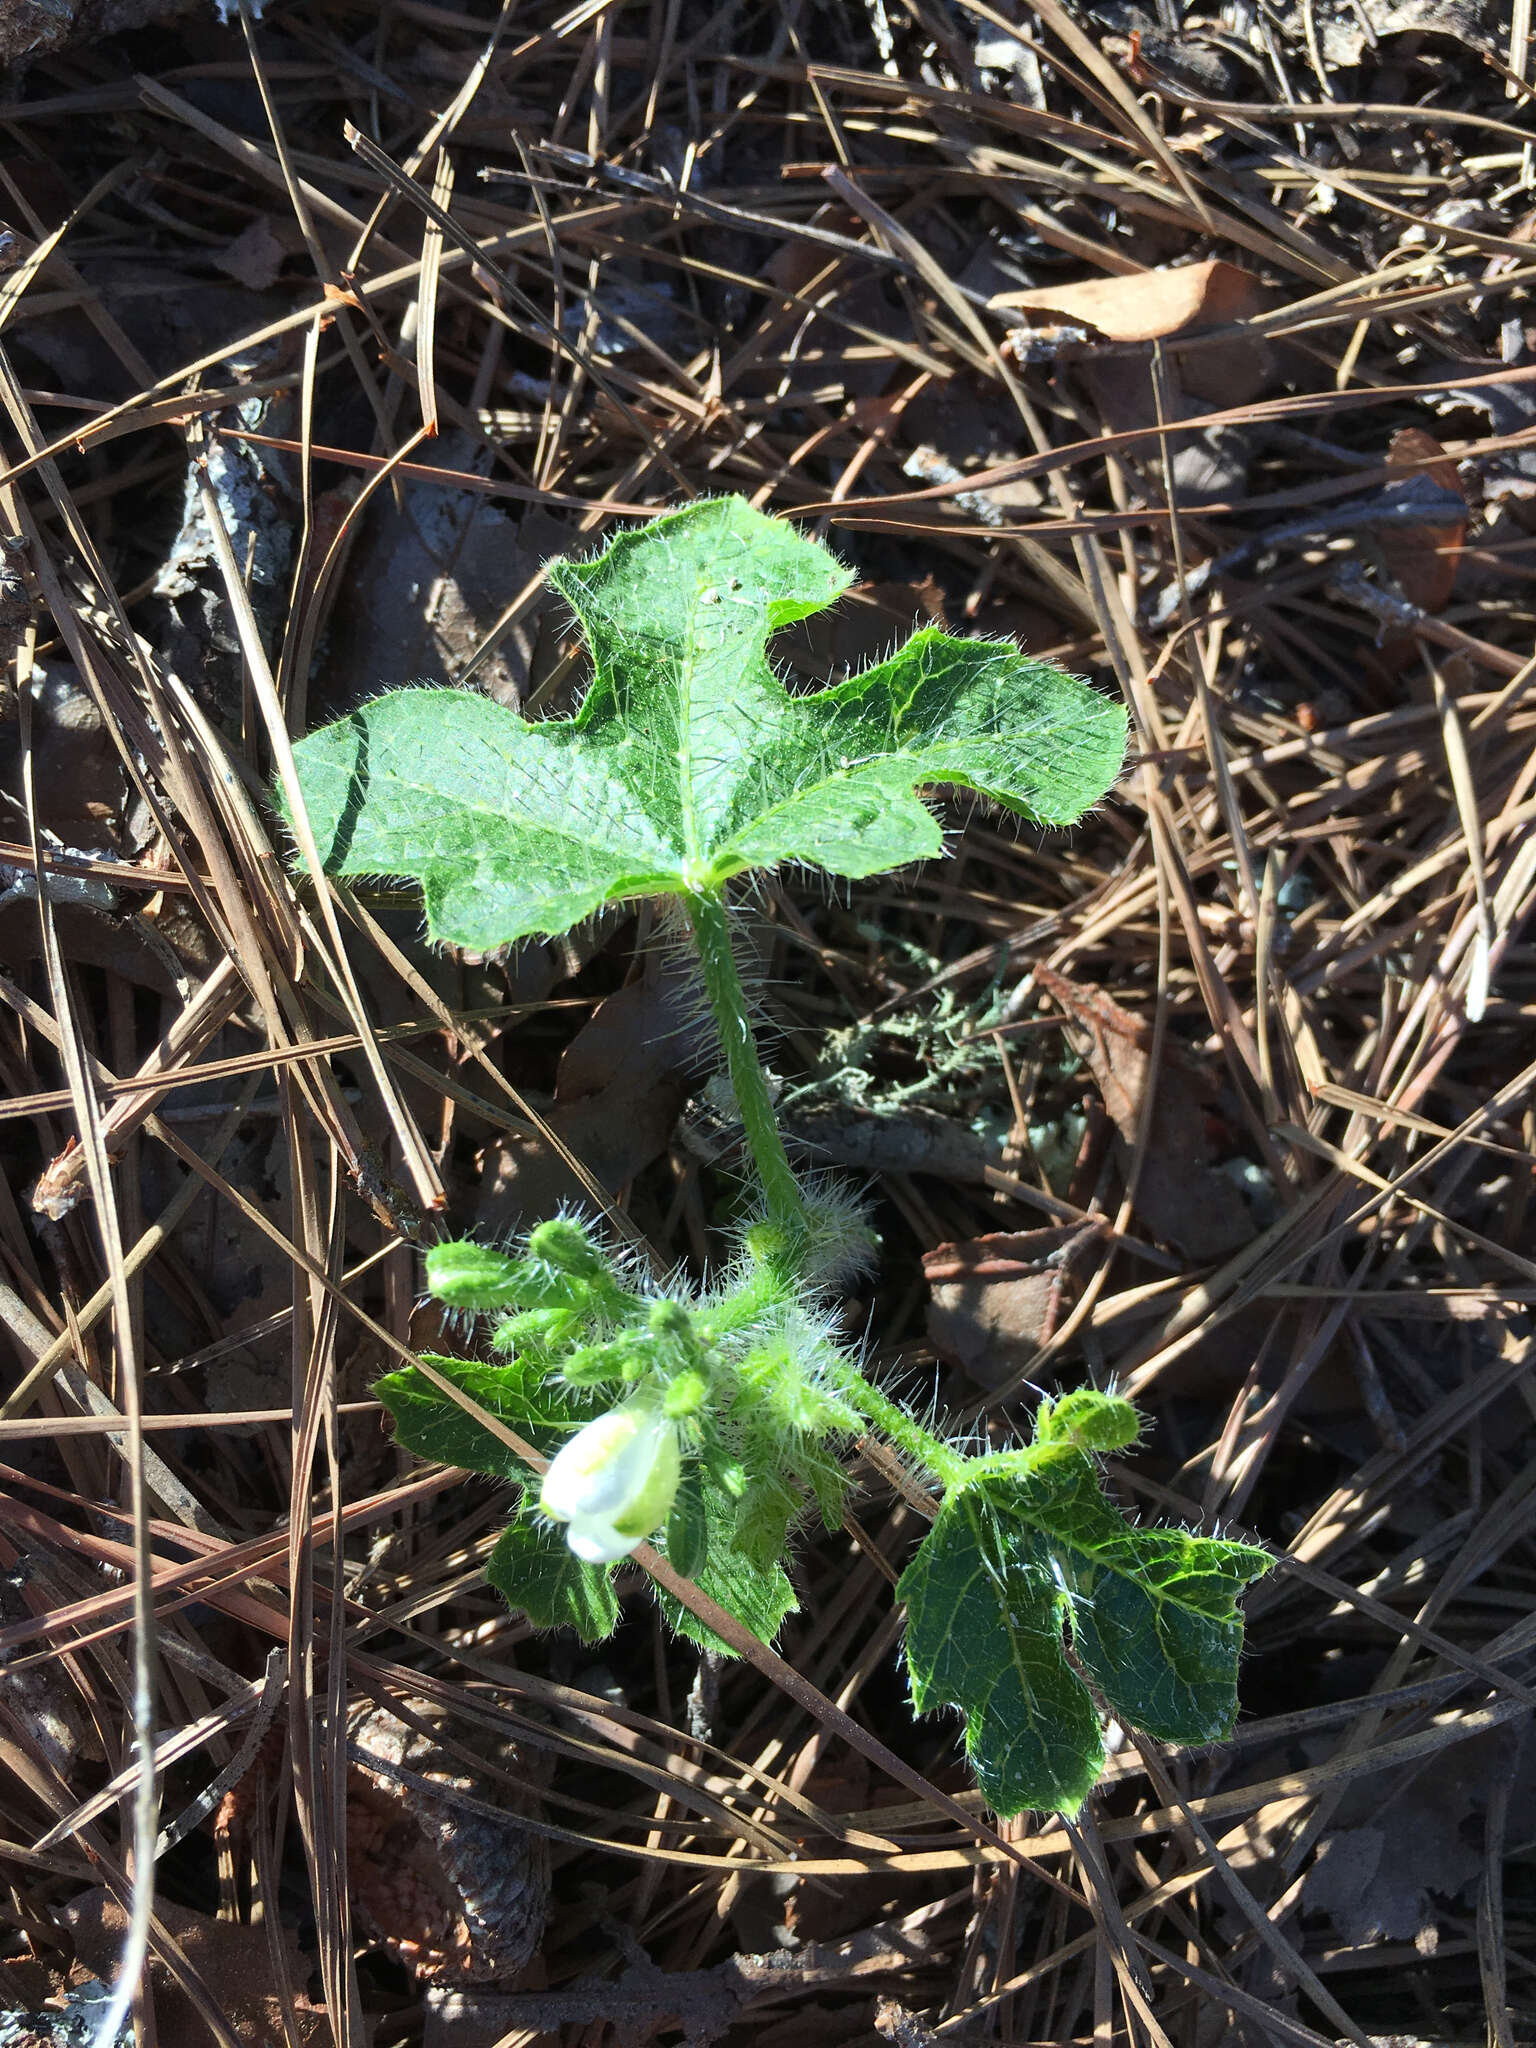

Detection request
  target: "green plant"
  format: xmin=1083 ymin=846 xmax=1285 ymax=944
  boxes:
xmin=287 ymin=496 xmax=1270 ymax=1816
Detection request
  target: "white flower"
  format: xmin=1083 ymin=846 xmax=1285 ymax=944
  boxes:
xmin=540 ymin=1400 xmax=681 ymax=1563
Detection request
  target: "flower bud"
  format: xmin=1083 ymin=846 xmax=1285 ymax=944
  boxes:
xmin=1035 ymin=1390 xmax=1139 ymax=1453
xmin=539 ymin=1400 xmax=681 ymax=1563
xmin=425 ymin=1240 xmax=524 ymax=1312
xmin=648 ymin=1299 xmax=694 ymax=1342
xmin=663 ymin=1368 xmax=709 ymax=1419
xmin=527 ymin=1216 xmax=606 ymax=1280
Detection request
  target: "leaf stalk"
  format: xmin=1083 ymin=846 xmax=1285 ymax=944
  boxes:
xmin=682 ymin=888 xmax=809 ymax=1258
xmin=820 ymin=1357 xmax=969 ymax=1489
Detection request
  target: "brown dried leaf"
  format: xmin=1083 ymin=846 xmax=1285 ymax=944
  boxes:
xmin=924 ymin=1224 xmax=1104 ymax=1386
xmin=991 ymin=259 xmax=1263 ymax=341
xmin=1034 ymin=965 xmax=1253 ymax=1261
xmin=1380 ymin=427 xmax=1466 ymax=614
xmin=553 ymin=957 xmax=709 ymax=1106
xmin=1301 ymin=1722 xmax=1523 ymax=1945
xmin=478 ymin=955 xmax=709 ymax=1234
xmin=58 ymin=1889 xmax=330 ymax=2048
xmin=322 ymin=434 xmax=569 ymax=710
xmin=1001 ymin=261 xmax=1270 ymax=493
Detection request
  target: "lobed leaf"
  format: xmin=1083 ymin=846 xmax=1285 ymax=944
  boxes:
xmin=287 ymin=497 xmax=1127 ymax=951
xmin=899 ymin=1447 xmax=1271 ymax=1816
xmin=901 ymin=1482 xmax=1106 ymax=1818
xmin=1008 ymin=1449 xmax=1270 ymax=1745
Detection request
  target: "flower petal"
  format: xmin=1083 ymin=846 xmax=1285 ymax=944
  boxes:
xmin=566 ymin=1516 xmax=643 ymax=1564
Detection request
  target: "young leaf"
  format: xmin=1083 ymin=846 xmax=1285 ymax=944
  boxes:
xmin=487 ymin=1515 xmax=620 ymax=1642
xmin=376 ymin=1352 xmax=601 ymax=1477
xmin=900 ymin=1451 xmax=1271 ymax=1816
xmin=1033 ymin=1387 xmax=1140 ymax=1454
xmin=286 ymin=496 xmax=1126 ymax=952
xmin=655 ymin=1474 xmax=797 ymax=1654
xmin=665 ymin=1467 xmax=708 ymax=1582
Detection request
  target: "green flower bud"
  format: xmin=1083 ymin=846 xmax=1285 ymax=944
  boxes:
xmin=527 ymin=1217 xmax=606 ymax=1280
xmin=425 ymin=1241 xmax=523 ymax=1312
xmin=560 ymin=1340 xmax=633 ymax=1387
xmin=1034 ymin=1389 xmax=1139 ymax=1453
xmin=648 ymin=1298 xmax=694 ymax=1341
xmin=663 ymin=1368 xmax=709 ymax=1418
xmin=489 ymin=1304 xmax=586 ymax=1358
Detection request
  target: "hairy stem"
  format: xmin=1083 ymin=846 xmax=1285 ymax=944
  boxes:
xmin=683 ymin=889 xmax=809 ymax=1251
xmin=822 ymin=1357 xmax=968 ymax=1489
xmin=683 ymin=888 xmax=969 ymax=1487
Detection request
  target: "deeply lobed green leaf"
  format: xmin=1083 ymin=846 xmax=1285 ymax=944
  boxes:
xmin=900 ymin=1443 xmax=1270 ymax=1817
xmin=286 ymin=496 xmax=1127 ymax=951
